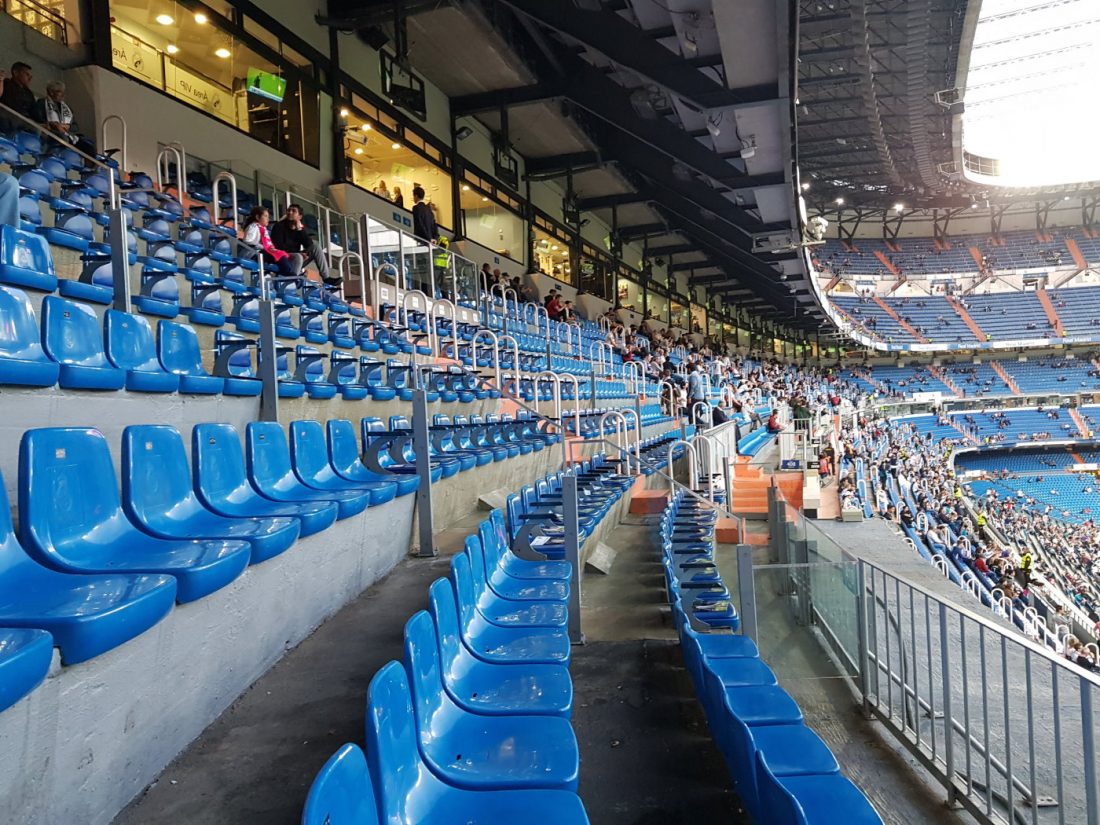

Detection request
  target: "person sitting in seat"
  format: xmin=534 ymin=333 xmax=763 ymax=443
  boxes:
xmin=271 ymin=203 xmax=341 ymax=295
xmin=242 ymin=206 xmax=302 ymax=282
xmin=766 ymin=409 xmax=783 ymax=434
xmin=0 ymin=62 xmax=35 ymax=124
xmin=35 ymin=81 xmax=95 ymax=156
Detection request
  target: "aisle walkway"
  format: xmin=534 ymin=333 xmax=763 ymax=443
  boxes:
xmin=113 ymin=512 xmax=743 ymax=825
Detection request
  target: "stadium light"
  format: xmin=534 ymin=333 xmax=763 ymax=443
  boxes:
xmin=835 ymin=197 xmax=844 ymax=205
xmin=894 ymin=203 xmax=905 ymax=212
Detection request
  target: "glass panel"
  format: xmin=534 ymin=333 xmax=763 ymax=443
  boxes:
xmin=460 ymin=185 xmax=524 ymax=262
xmin=617 ymin=277 xmax=642 ymax=313
xmin=402 ymin=231 xmax=432 ymax=294
xmin=2 ymin=0 xmax=72 ymax=45
xmin=344 ymin=109 xmax=453 ymax=229
xmin=109 ymin=0 xmax=319 ymax=165
xmin=533 ymin=227 xmax=572 ymax=283
xmin=453 ymin=255 xmax=478 ymax=307
xmin=367 ymin=217 xmax=401 ymax=290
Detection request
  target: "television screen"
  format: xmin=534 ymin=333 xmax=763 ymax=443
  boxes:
xmin=247 ymin=68 xmax=286 ymax=103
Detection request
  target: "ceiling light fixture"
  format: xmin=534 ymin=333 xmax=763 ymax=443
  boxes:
xmin=360 ymin=123 xmax=371 ymax=131
xmin=835 ymin=197 xmax=844 ymax=205
xmin=194 ymin=12 xmax=207 ymax=24
xmin=894 ymin=203 xmax=904 ymax=212
xmin=155 ymin=13 xmax=174 ymax=25
xmin=339 ymin=108 xmax=349 ymax=118
xmin=166 ymin=43 xmax=179 ymax=54
xmin=391 ymin=142 xmax=401 ymax=150
xmin=214 ymin=47 xmax=231 ymax=58
xmin=462 ymin=184 xmax=470 ymax=191
xmin=800 ymin=182 xmax=810 ymax=191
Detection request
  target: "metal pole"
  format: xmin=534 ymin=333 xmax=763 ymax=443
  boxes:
xmin=257 ymin=297 xmax=280 ymax=423
xmin=736 ymin=544 xmax=758 ymax=643
xmin=563 ymin=471 xmax=584 ymax=645
xmin=107 ymin=206 xmax=130 ymax=313
xmin=412 ymin=388 xmax=436 ymax=558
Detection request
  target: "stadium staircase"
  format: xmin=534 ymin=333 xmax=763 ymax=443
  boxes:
xmin=1070 ymin=408 xmax=1091 ymax=437
xmin=1067 ymin=237 xmax=1089 ymax=271
xmin=873 ymin=250 xmax=898 ymax=276
xmin=945 ymin=295 xmax=985 ymax=341
xmin=989 ymin=361 xmax=1020 ymax=394
xmin=872 ymin=296 xmax=928 ymax=343
xmin=1037 ymin=289 xmax=1066 ymax=336
xmin=926 ymin=365 xmax=962 ymax=397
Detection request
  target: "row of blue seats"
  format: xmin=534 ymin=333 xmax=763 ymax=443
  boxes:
xmin=302 ymin=509 xmax=590 ymax=823
xmin=658 ymin=492 xmax=882 ymax=824
xmin=737 ymin=424 xmax=778 ymax=457
xmin=0 ymin=407 xmax=591 ymax=713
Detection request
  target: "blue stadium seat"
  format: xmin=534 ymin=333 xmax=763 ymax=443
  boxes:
xmin=246 ymin=422 xmax=369 ymax=520
xmin=41 ymin=296 xmax=126 ymax=390
xmin=0 ymin=285 xmax=58 ymax=386
xmin=192 ymin=423 xmax=338 ymax=537
xmin=0 ymin=466 xmax=175 ymax=664
xmin=325 ymin=419 xmax=419 ymax=497
xmin=0 ymin=629 xmax=52 ymax=714
xmin=104 ymin=310 xmax=180 ymax=393
xmin=0 ymin=225 xmax=58 ymax=291
xmin=288 ymin=420 xmax=398 ymax=506
xmin=365 ymin=662 xmax=590 ymax=823
xmin=157 ymin=320 xmax=224 ymax=394
xmin=460 ymin=536 xmax=567 ymax=604
xmin=482 ymin=510 xmax=571 ymax=581
xmin=302 ymin=744 xmax=379 ymax=825
xmin=19 ymin=427 xmax=252 ymax=603
xmin=441 ymin=566 xmax=570 ymax=666
xmin=402 ymin=611 xmax=580 ymax=791
xmin=121 ymin=425 xmax=300 ymax=564
xmin=427 ymin=579 xmax=572 ymax=717
xmin=755 ymin=750 xmax=882 ymax=825
xmin=456 ymin=538 xmax=567 ymax=628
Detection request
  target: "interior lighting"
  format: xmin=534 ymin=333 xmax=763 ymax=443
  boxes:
xmin=339 ymin=108 xmax=349 ymax=118
xmin=194 ymin=12 xmax=207 ymax=24
xmin=166 ymin=44 xmax=179 ymax=54
xmin=360 ymin=123 xmax=371 ymax=131
xmin=834 ymin=197 xmax=844 ymax=205
xmin=215 ymin=47 xmax=231 ymax=58
xmin=155 ymin=13 xmax=174 ymax=25
xmin=462 ymin=184 xmax=470 ymax=191
xmin=354 ymin=147 xmax=363 ymax=155
xmin=894 ymin=203 xmax=904 ymax=212
xmin=391 ymin=142 xmax=401 ymax=150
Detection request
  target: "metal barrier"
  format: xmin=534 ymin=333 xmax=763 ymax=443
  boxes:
xmin=665 ymin=439 xmax=697 ymax=491
xmin=752 ymin=482 xmax=1100 ymax=825
xmin=212 ymin=170 xmax=238 ymax=228
xmin=100 ymin=114 xmax=127 ymax=172
xmin=470 ymin=329 xmax=501 ymax=387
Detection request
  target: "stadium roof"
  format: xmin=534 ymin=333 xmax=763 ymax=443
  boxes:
xmin=960 ymin=0 xmax=1100 ymax=188
xmin=324 ymin=0 xmax=829 ymax=331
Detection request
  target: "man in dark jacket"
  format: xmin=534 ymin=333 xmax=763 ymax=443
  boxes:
xmin=0 ymin=63 xmax=36 ymax=125
xmin=411 ymin=185 xmax=437 ymax=243
xmin=271 ymin=204 xmax=337 ymax=290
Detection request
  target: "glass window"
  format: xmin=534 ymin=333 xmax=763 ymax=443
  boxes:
xmin=343 ymin=108 xmax=454 ymax=229
xmin=109 ymin=0 xmax=320 ymax=166
xmin=533 ymin=225 xmax=572 ymax=284
xmin=2 ymin=0 xmax=74 ymax=45
xmin=578 ymin=249 xmax=612 ymax=301
xmin=646 ymin=290 xmax=666 ymax=321
xmin=617 ymin=277 xmax=642 ymax=313
xmin=459 ymin=185 xmax=524 ymax=262
xmin=690 ymin=303 xmax=706 ymax=335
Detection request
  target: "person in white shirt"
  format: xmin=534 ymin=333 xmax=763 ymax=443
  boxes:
xmin=37 ymin=81 xmax=95 ymax=156
xmin=373 ymin=180 xmax=391 ymax=200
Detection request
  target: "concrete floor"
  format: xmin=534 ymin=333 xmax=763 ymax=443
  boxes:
xmin=113 ymin=513 xmax=746 ymax=825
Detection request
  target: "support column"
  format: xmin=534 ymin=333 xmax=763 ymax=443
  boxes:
xmin=412 ymin=388 xmax=436 ymax=558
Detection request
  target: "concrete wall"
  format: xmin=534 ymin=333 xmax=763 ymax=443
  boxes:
xmin=0 ymin=493 xmax=415 ymax=825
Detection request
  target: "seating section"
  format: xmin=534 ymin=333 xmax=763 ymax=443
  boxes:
xmin=301 ymin=508 xmax=594 ymax=824
xmin=657 ymin=492 xmax=882 ymax=824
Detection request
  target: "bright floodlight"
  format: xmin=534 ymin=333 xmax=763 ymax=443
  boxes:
xmin=961 ymin=0 xmax=1100 ymax=187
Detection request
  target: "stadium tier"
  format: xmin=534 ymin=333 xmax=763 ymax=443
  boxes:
xmin=6 ymin=2 xmax=1100 ymax=824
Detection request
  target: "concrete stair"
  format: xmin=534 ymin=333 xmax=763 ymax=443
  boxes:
xmin=1037 ymin=288 xmax=1065 ymax=337
xmin=873 ymin=296 xmax=928 ymax=343
xmin=989 ymin=361 xmax=1020 ymax=394
xmin=945 ymin=295 xmax=986 ymax=342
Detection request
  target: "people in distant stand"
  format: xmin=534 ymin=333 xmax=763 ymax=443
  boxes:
xmin=373 ymin=180 xmax=391 ymax=200
xmin=392 ymin=186 xmax=404 ymax=208
xmin=36 ymin=80 xmax=95 ymax=156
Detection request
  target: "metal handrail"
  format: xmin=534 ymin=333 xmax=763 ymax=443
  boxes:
xmin=469 ymin=328 xmax=501 ymax=388
xmin=100 ymin=114 xmax=127 ymax=172
xmin=212 ymin=170 xmax=238 ymax=228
